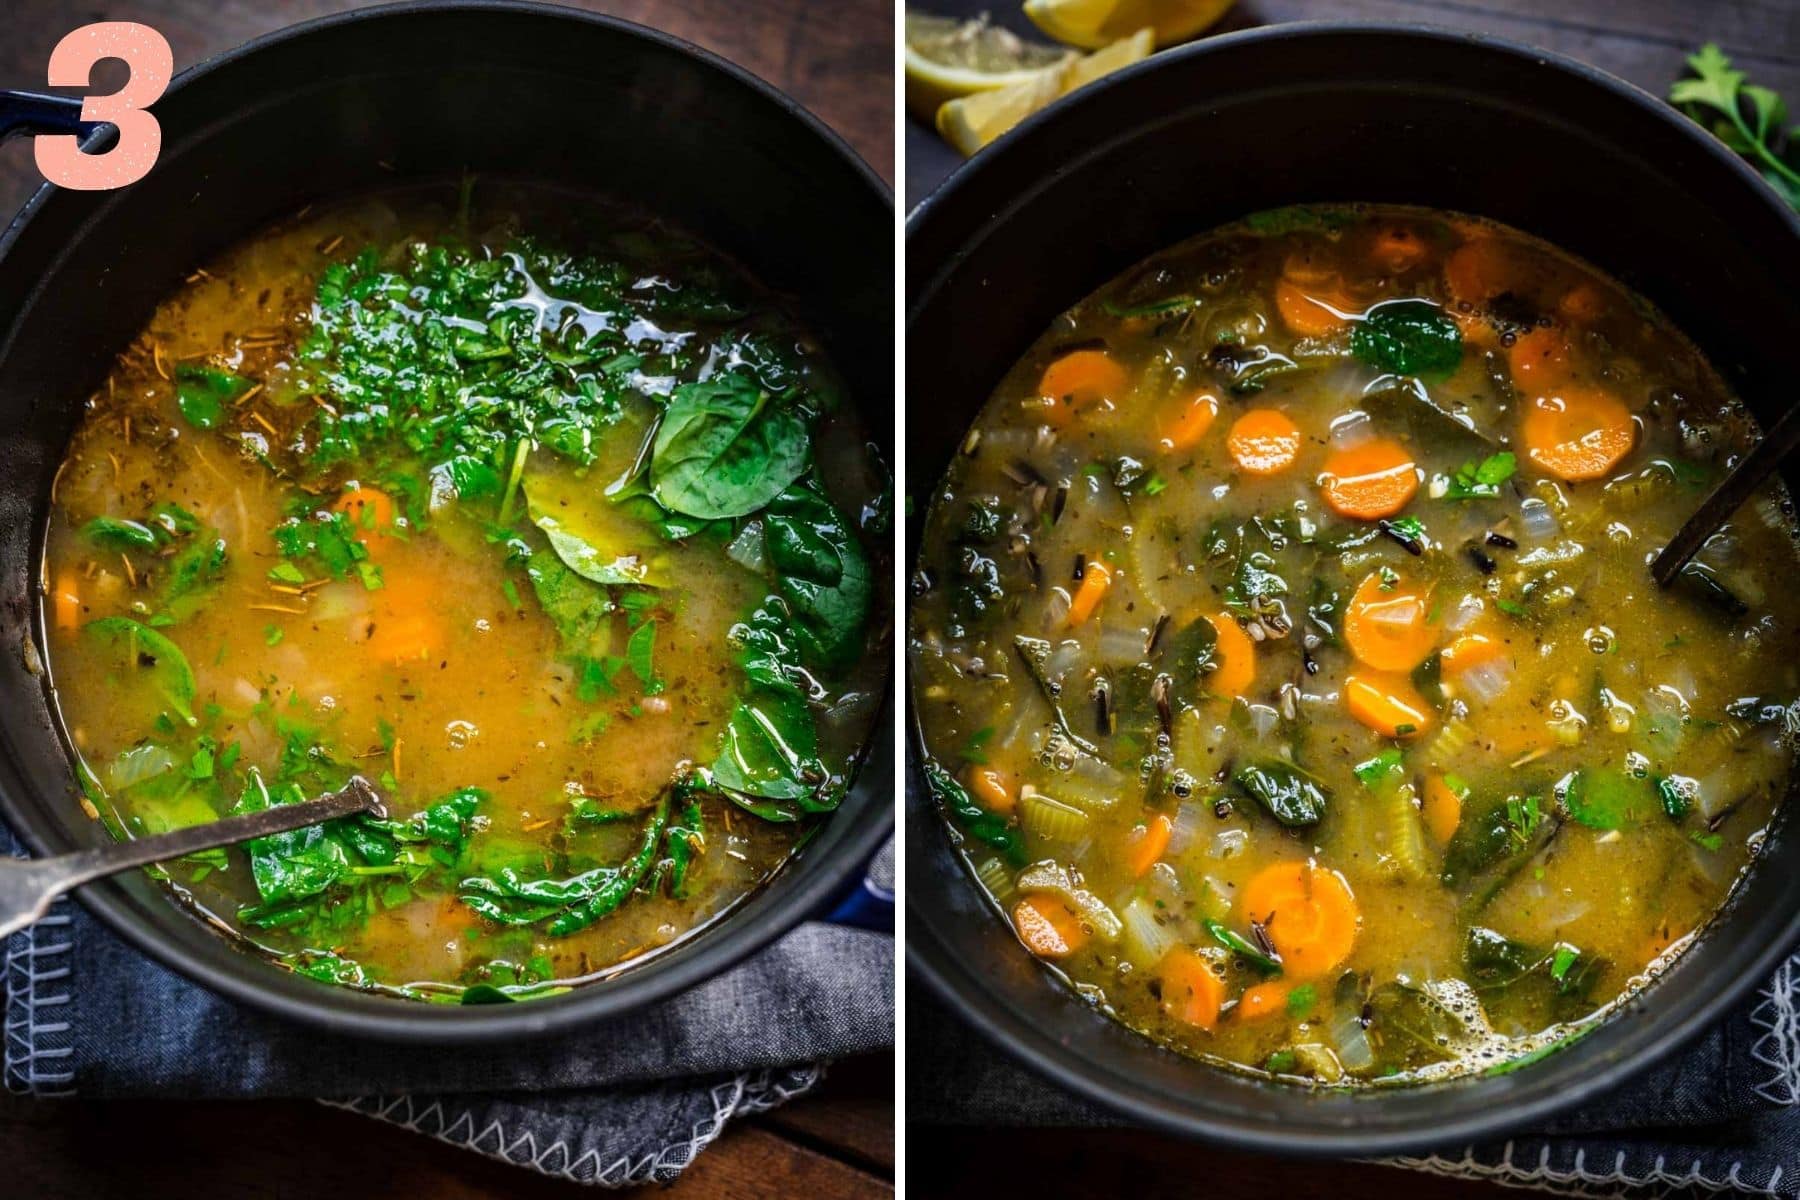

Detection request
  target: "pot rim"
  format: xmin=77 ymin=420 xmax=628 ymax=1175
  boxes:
xmin=904 ymin=20 xmax=1800 ymax=1153
xmin=0 ymin=0 xmax=893 ymax=1042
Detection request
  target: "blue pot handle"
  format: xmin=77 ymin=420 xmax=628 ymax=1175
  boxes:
xmin=818 ymin=848 xmax=894 ymax=932
xmin=0 ymin=91 xmax=94 ymax=145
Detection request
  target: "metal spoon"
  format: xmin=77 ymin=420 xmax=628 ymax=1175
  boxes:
xmin=1652 ymin=404 xmax=1800 ymax=586
xmin=0 ymin=776 xmax=385 ymax=939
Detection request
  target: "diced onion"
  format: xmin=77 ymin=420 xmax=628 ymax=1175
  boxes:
xmin=1208 ymin=828 xmax=1249 ymax=860
xmin=1445 ymin=593 xmax=1485 ymax=633
xmin=1099 ymin=623 xmax=1151 ymax=666
xmin=1044 ymin=588 xmax=1072 ymax=630
xmin=1247 ymin=703 xmax=1280 ymax=739
xmin=1045 ymin=638 xmax=1084 ymax=681
xmin=1329 ymin=410 xmax=1374 ymax=450
xmin=1518 ymin=498 xmax=1559 ymax=541
xmin=1328 ymin=1008 xmax=1375 ymax=1072
xmin=1457 ymin=659 xmax=1513 ymax=705
xmin=1168 ymin=801 xmax=1209 ymax=854
xmin=1119 ymin=896 xmax=1183 ymax=967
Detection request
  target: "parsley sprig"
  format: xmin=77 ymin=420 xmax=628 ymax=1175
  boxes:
xmin=1671 ymin=44 xmax=1800 ymax=210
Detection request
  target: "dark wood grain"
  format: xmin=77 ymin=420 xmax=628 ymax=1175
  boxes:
xmin=901 ymin=1 xmax=1796 ymax=1197
xmin=905 ymin=0 xmax=1800 ymax=207
xmin=0 ymin=3 xmax=892 ymax=1197
xmin=0 ymin=0 xmax=892 ymax=220
xmin=0 ymin=1054 xmax=892 ymax=1199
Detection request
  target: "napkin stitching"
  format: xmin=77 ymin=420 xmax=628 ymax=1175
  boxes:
xmin=317 ymin=1064 xmax=823 ymax=1187
xmin=1749 ymin=952 xmax=1800 ymax=1105
xmin=1391 ymin=1142 xmax=1784 ymax=1196
xmin=2 ymin=898 xmax=74 ymax=1097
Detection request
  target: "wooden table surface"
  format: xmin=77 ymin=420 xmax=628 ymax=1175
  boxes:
xmin=0 ymin=1 xmax=893 ymax=1197
xmin=904 ymin=1 xmax=1799 ymax=1197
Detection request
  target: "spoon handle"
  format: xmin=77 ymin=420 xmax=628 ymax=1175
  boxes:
xmin=1653 ymin=403 xmax=1800 ymax=586
xmin=0 ymin=776 xmax=384 ymax=940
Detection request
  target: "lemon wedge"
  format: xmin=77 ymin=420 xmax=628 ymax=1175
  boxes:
xmin=935 ymin=28 xmax=1155 ymax=156
xmin=905 ymin=11 xmax=1075 ymax=121
xmin=1023 ymin=0 xmax=1233 ymax=50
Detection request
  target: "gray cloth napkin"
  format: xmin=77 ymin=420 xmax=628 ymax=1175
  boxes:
xmin=3 ymin=822 xmax=893 ymax=1186
xmin=912 ymin=954 xmax=1800 ymax=1195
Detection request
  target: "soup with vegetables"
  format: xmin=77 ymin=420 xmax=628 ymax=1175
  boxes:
xmin=912 ymin=205 xmax=1800 ymax=1083
xmin=45 ymin=183 xmax=888 ymax=1001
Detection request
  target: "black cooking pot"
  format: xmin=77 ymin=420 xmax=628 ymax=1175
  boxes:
xmin=907 ymin=23 xmax=1800 ymax=1154
xmin=0 ymin=1 xmax=892 ymax=1040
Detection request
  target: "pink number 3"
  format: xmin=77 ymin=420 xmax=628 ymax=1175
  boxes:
xmin=34 ymin=22 xmax=174 ymax=191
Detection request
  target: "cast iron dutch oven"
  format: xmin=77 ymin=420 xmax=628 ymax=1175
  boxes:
xmin=0 ymin=1 xmax=892 ymax=1040
xmin=908 ymin=23 xmax=1800 ymax=1154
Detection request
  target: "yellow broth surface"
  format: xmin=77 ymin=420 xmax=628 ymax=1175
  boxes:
xmin=46 ymin=185 xmax=889 ymax=1000
xmin=911 ymin=205 xmax=1798 ymax=1083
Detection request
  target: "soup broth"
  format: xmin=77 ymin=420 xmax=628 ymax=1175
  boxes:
xmin=46 ymin=183 xmax=888 ymax=1000
xmin=912 ymin=205 xmax=1798 ymax=1083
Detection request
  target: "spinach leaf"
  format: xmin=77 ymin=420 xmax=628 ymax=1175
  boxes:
xmin=762 ymin=481 xmax=872 ymax=671
xmin=160 ymin=535 xmax=229 ymax=618
xmin=234 ymin=770 xmax=351 ymax=909
xmin=529 ymin=500 xmax=659 ymax=587
xmin=525 ymin=551 xmax=614 ymax=656
xmin=458 ymin=791 xmax=669 ymax=935
xmin=174 ymin=364 xmax=250 ymax=429
xmin=923 ymin=760 xmax=1027 ymax=867
xmin=274 ymin=511 xmax=372 ymax=582
xmin=85 ymin=616 xmax=198 ymax=726
xmin=427 ymin=455 xmax=502 ymax=510
xmin=712 ymin=687 xmax=830 ymax=817
xmin=82 ymin=517 xmax=159 ymax=550
xmin=1233 ymin=761 xmax=1329 ymax=827
xmin=1444 ymin=452 xmax=1517 ymax=500
xmin=1351 ymin=300 xmax=1463 ymax=376
xmin=651 ymin=374 xmax=809 ymax=519
xmin=1560 ymin=767 xmax=1652 ymax=831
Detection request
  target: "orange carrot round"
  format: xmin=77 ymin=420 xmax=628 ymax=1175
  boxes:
xmin=363 ymin=570 xmax=445 ymax=666
xmin=1014 ymin=895 xmax=1087 ymax=959
xmin=1318 ymin=436 xmax=1419 ymax=520
xmin=1066 ymin=559 xmax=1113 ymax=627
xmin=1521 ymin=384 xmax=1635 ymax=482
xmin=1037 ymin=350 xmax=1128 ymax=427
xmin=334 ymin=485 xmax=397 ymax=546
xmin=1343 ymin=669 xmax=1434 ymax=739
xmin=1124 ymin=813 xmax=1174 ymax=878
xmin=1275 ymin=278 xmax=1353 ymax=337
xmin=1445 ymin=238 xmax=1523 ymax=305
xmin=1438 ymin=631 xmax=1504 ymax=675
xmin=1369 ymin=226 xmax=1428 ymax=273
xmin=1422 ymin=775 xmax=1464 ymax=844
xmin=967 ymin=766 xmax=1017 ymax=815
xmin=1508 ymin=326 xmax=1573 ymax=390
xmin=1158 ymin=947 xmax=1226 ymax=1030
xmin=1206 ymin=613 xmax=1257 ymax=697
xmin=1558 ymin=283 xmax=1607 ymax=323
xmin=1343 ymin=571 xmax=1437 ymax=672
xmin=1227 ymin=409 xmax=1302 ymax=476
xmin=1238 ymin=861 xmax=1360 ymax=979
xmin=1156 ymin=389 xmax=1219 ymax=454
xmin=1235 ymin=980 xmax=1291 ymax=1022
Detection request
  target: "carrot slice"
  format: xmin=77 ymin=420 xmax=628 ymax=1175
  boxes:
xmin=1239 ymin=861 xmax=1360 ymax=979
xmin=1156 ymin=389 xmax=1219 ymax=453
xmin=1438 ymin=631 xmax=1504 ymax=675
xmin=1014 ymin=895 xmax=1087 ymax=959
xmin=51 ymin=571 xmax=82 ymax=632
xmin=1037 ymin=350 xmax=1128 ymax=428
xmin=1275 ymin=278 xmax=1353 ymax=337
xmin=1318 ymin=436 xmax=1419 ymax=520
xmin=1236 ymin=980 xmax=1291 ymax=1022
xmin=1508 ymin=326 xmax=1573 ymax=390
xmin=362 ymin=569 xmax=445 ymax=666
xmin=1445 ymin=238 xmax=1523 ymax=305
xmin=1369 ymin=226 xmax=1428 ymax=273
xmin=1558 ymin=283 xmax=1606 ymax=323
xmin=967 ymin=766 xmax=1016 ymax=815
xmin=1521 ymin=384 xmax=1636 ymax=482
xmin=1066 ymin=560 xmax=1113 ymax=627
xmin=1158 ymin=947 xmax=1226 ymax=1030
xmin=1343 ymin=669 xmax=1434 ymax=739
xmin=1342 ymin=570 xmax=1436 ymax=672
xmin=1422 ymin=775 xmax=1464 ymax=844
xmin=1124 ymin=813 xmax=1173 ymax=877
xmin=1206 ymin=613 xmax=1257 ymax=697
xmin=1227 ymin=409 xmax=1303 ymax=476
xmin=333 ymin=486 xmax=397 ymax=546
